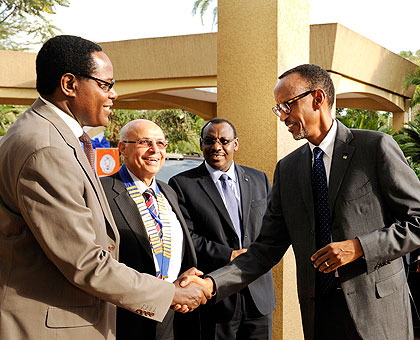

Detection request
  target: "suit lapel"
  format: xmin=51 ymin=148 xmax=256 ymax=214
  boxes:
xmin=236 ymin=165 xmax=251 ymax=232
xmin=112 ymin=174 xmax=154 ymax=262
xmin=196 ymin=163 xmax=237 ymax=233
xmin=31 ymin=99 xmax=119 ymax=242
xmin=158 ymin=183 xmax=184 ymax=229
xmin=299 ymin=144 xmax=316 ymax=230
xmin=157 ymin=182 xmax=197 ymax=266
xmin=328 ymin=121 xmax=355 ymax=215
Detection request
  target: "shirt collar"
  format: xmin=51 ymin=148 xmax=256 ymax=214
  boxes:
xmin=126 ymin=167 xmax=157 ymax=194
xmin=40 ymin=96 xmax=84 ymax=138
xmin=205 ymin=161 xmax=237 ymax=183
xmin=308 ymin=119 xmax=337 ymax=159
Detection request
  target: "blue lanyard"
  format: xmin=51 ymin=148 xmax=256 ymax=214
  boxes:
xmin=119 ymin=164 xmax=163 ymax=232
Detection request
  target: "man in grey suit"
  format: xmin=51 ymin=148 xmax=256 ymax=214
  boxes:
xmin=0 ymin=35 xmax=209 ymax=340
xmin=101 ymin=119 xmax=201 ymax=340
xmin=187 ymin=64 xmax=420 ymax=340
xmin=169 ymin=119 xmax=275 ymax=340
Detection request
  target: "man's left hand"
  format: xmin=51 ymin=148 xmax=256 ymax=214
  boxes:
xmin=311 ymin=239 xmax=364 ymax=273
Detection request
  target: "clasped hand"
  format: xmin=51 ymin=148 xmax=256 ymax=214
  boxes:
xmin=171 ymin=267 xmax=214 ymax=313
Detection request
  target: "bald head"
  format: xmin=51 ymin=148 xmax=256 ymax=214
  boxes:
xmin=119 ymin=119 xmax=163 ymax=142
xmin=118 ymin=119 xmax=167 ymax=186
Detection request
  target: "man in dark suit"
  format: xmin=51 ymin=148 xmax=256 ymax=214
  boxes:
xmin=187 ymin=64 xmax=420 ymax=340
xmin=169 ymin=119 xmax=275 ymax=340
xmin=101 ymin=119 xmax=204 ymax=340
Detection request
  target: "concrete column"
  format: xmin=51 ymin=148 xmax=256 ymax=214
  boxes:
xmin=217 ymin=1 xmax=309 ymax=338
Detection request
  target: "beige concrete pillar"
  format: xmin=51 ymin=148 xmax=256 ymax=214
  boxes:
xmin=393 ymin=111 xmax=405 ymax=132
xmin=217 ymin=1 xmax=309 ymax=339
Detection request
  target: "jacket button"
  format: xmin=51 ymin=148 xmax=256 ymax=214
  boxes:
xmin=108 ymin=245 xmax=115 ymax=252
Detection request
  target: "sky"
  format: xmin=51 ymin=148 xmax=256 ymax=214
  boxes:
xmin=49 ymin=0 xmax=419 ymax=55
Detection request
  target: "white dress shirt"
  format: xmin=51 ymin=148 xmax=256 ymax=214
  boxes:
xmin=308 ymin=119 xmax=338 ymax=186
xmin=205 ymin=161 xmax=243 ymax=247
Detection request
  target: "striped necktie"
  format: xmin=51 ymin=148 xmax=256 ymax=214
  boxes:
xmin=143 ymin=188 xmax=161 ymax=237
xmin=79 ymin=132 xmax=95 ymax=172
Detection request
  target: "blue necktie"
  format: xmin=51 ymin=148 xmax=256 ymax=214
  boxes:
xmin=312 ymin=147 xmax=335 ymax=295
xmin=220 ymin=174 xmax=242 ymax=247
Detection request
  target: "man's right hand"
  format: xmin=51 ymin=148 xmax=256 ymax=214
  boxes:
xmin=172 ymin=280 xmax=211 ymax=313
xmin=171 ymin=267 xmax=212 ymax=313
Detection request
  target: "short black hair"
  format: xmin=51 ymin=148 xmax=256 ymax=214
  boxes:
xmin=201 ymin=118 xmax=237 ymax=138
xmin=279 ymin=64 xmax=335 ymax=110
xmin=36 ymin=35 xmax=102 ymax=96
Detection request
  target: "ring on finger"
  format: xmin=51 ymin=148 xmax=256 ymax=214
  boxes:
xmin=325 ymin=261 xmax=330 ymax=267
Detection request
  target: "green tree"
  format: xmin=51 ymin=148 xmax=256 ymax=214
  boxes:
xmin=0 ymin=0 xmax=69 ymax=50
xmin=400 ymin=50 xmax=420 ymax=108
xmin=0 ymin=105 xmax=27 ymax=135
xmin=105 ymin=109 xmax=205 ymax=154
xmin=192 ymin=0 xmax=217 ymax=28
xmin=336 ymin=108 xmax=393 ymax=134
xmin=403 ymin=67 xmax=420 ymax=108
xmin=400 ymin=50 xmax=420 ymax=65
xmin=394 ymin=114 xmax=420 ymax=180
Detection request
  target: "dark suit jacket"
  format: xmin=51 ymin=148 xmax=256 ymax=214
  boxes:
xmin=169 ymin=163 xmax=275 ymax=322
xmin=209 ymin=121 xmax=420 ymax=340
xmin=101 ymin=172 xmax=199 ymax=340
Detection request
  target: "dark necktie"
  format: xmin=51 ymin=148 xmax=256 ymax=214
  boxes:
xmin=220 ymin=174 xmax=242 ymax=246
xmin=143 ymin=188 xmax=162 ymax=237
xmin=79 ymin=132 xmax=95 ymax=172
xmin=312 ymin=147 xmax=335 ymax=295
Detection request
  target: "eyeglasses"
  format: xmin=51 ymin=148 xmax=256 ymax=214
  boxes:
xmin=272 ymin=90 xmax=315 ymax=117
xmin=77 ymin=74 xmax=115 ymax=92
xmin=201 ymin=137 xmax=236 ymax=146
xmin=123 ymin=138 xmax=169 ymax=150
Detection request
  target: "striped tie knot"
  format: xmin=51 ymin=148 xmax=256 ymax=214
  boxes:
xmin=143 ymin=188 xmax=160 ymax=234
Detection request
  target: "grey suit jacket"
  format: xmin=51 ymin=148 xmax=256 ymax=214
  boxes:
xmin=169 ymin=163 xmax=275 ymax=322
xmin=101 ymin=172 xmax=199 ymax=339
xmin=209 ymin=121 xmax=420 ymax=340
xmin=0 ymin=99 xmax=174 ymax=340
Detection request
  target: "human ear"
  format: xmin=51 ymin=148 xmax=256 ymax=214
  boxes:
xmin=233 ymin=138 xmax=239 ymax=152
xmin=313 ymin=89 xmax=326 ymax=109
xmin=61 ymin=73 xmax=77 ymax=98
xmin=118 ymin=141 xmax=126 ymax=157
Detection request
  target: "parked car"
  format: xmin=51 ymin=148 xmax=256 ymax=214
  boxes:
xmin=156 ymin=153 xmax=203 ymax=183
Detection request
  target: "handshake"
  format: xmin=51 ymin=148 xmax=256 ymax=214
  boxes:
xmin=171 ymin=267 xmax=215 ymax=313
xmin=171 ymin=249 xmax=247 ymax=312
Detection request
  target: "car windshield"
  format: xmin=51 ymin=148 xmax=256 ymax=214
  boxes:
xmin=156 ymin=156 xmax=203 ymax=183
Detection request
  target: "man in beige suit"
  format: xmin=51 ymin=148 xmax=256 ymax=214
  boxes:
xmin=0 ymin=35 xmax=210 ymax=340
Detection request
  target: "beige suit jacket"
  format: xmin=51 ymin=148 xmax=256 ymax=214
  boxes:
xmin=0 ymin=99 xmax=174 ymax=340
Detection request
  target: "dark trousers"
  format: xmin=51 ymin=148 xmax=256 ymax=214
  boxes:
xmin=156 ymin=309 xmax=174 ymax=340
xmin=204 ymin=292 xmax=272 ymax=340
xmin=314 ymin=286 xmax=362 ymax=340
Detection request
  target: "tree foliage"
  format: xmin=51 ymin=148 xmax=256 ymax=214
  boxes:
xmin=400 ymin=50 xmax=420 ymax=108
xmin=192 ymin=0 xmax=217 ymax=28
xmin=394 ymin=114 xmax=420 ymax=164
xmin=400 ymin=50 xmax=420 ymax=66
xmin=0 ymin=0 xmax=69 ymax=50
xmin=0 ymin=105 xmax=27 ymax=135
xmin=104 ymin=109 xmax=205 ymax=154
xmin=337 ymin=107 xmax=420 ymax=180
xmin=336 ymin=108 xmax=393 ymax=134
